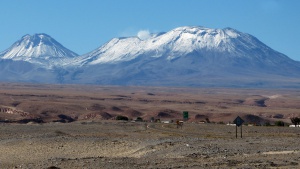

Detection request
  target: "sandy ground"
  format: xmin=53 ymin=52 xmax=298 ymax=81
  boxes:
xmin=0 ymin=121 xmax=300 ymax=169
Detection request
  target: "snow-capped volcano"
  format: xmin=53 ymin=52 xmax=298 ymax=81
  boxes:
xmin=0 ymin=26 xmax=299 ymax=87
xmin=75 ymin=26 xmax=289 ymax=66
xmin=68 ymin=26 xmax=300 ymax=87
xmin=0 ymin=33 xmax=78 ymax=68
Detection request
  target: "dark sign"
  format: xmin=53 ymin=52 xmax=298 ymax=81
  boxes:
xmin=233 ymin=116 xmax=245 ymax=138
xmin=183 ymin=111 xmax=189 ymax=120
xmin=233 ymin=116 xmax=244 ymax=127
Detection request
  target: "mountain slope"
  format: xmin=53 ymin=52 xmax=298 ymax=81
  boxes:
xmin=75 ymin=26 xmax=293 ymax=66
xmin=0 ymin=26 xmax=300 ymax=87
xmin=0 ymin=34 xmax=78 ymax=68
xmin=68 ymin=26 xmax=300 ymax=87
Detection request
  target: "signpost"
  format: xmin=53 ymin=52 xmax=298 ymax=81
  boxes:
xmin=183 ymin=111 xmax=189 ymax=121
xmin=233 ymin=116 xmax=244 ymax=138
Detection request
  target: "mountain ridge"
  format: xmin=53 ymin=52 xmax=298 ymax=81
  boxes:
xmin=0 ymin=26 xmax=300 ymax=87
xmin=74 ymin=26 xmax=293 ymax=66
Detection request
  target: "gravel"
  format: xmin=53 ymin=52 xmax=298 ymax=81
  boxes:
xmin=0 ymin=121 xmax=300 ymax=168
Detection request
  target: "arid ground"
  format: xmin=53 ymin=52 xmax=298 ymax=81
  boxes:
xmin=1 ymin=122 xmax=300 ymax=168
xmin=0 ymin=83 xmax=300 ymax=168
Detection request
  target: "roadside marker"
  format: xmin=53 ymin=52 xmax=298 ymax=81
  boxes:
xmin=233 ymin=116 xmax=244 ymax=138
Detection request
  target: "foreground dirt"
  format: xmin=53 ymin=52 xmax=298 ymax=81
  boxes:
xmin=0 ymin=121 xmax=300 ymax=168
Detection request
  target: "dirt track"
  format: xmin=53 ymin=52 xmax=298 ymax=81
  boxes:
xmin=1 ymin=121 xmax=300 ymax=168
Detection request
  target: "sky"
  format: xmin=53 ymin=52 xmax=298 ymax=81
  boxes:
xmin=0 ymin=0 xmax=300 ymax=61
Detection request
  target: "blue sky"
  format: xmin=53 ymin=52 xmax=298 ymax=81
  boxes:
xmin=0 ymin=0 xmax=300 ymax=61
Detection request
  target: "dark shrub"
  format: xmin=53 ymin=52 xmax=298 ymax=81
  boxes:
xmin=274 ymin=121 xmax=285 ymax=126
xmin=58 ymin=114 xmax=74 ymax=123
xmin=290 ymin=117 xmax=300 ymax=127
xmin=264 ymin=122 xmax=271 ymax=126
xmin=136 ymin=117 xmax=143 ymax=122
xmin=116 ymin=115 xmax=128 ymax=121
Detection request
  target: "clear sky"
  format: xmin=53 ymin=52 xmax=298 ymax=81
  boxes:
xmin=0 ymin=0 xmax=300 ymax=61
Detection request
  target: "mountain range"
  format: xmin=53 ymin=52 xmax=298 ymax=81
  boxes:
xmin=1 ymin=26 xmax=300 ymax=87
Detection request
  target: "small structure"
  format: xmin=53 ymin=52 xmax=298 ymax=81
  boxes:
xmin=289 ymin=125 xmax=300 ymax=127
xmin=162 ymin=120 xmax=170 ymax=124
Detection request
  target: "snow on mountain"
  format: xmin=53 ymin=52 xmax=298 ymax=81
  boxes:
xmin=0 ymin=26 xmax=299 ymax=87
xmin=0 ymin=33 xmax=78 ymax=68
xmin=75 ymin=26 xmax=285 ymax=66
xmin=65 ymin=26 xmax=300 ymax=87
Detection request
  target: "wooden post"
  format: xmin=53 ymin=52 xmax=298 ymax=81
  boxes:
xmin=234 ymin=116 xmax=244 ymax=139
xmin=241 ymin=125 xmax=242 ymax=138
xmin=236 ymin=125 xmax=237 ymax=138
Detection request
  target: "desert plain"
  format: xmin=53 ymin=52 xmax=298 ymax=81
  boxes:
xmin=0 ymin=83 xmax=300 ymax=168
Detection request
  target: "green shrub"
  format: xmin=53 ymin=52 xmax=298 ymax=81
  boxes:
xmin=136 ymin=117 xmax=143 ymax=122
xmin=274 ymin=121 xmax=285 ymax=126
xmin=291 ymin=117 xmax=300 ymax=127
xmin=116 ymin=115 xmax=129 ymax=121
xmin=205 ymin=118 xmax=210 ymax=123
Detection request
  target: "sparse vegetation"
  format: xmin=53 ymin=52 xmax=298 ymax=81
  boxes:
xmin=0 ymin=84 xmax=299 ymax=130
xmin=264 ymin=122 xmax=271 ymax=126
xmin=205 ymin=118 xmax=210 ymax=123
xmin=57 ymin=114 xmax=74 ymax=123
xmin=116 ymin=115 xmax=129 ymax=121
xmin=290 ymin=117 xmax=300 ymax=127
xmin=136 ymin=117 xmax=143 ymax=122
xmin=1 ymin=120 xmax=300 ymax=168
xmin=274 ymin=121 xmax=285 ymax=127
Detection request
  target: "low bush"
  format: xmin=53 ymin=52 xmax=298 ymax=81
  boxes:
xmin=274 ymin=121 xmax=285 ymax=126
xmin=136 ymin=117 xmax=143 ymax=122
xmin=116 ymin=115 xmax=129 ymax=121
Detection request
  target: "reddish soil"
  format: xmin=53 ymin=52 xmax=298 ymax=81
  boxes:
xmin=0 ymin=83 xmax=299 ymax=125
xmin=0 ymin=83 xmax=300 ymax=168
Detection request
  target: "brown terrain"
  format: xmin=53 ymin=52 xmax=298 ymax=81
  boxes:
xmin=0 ymin=83 xmax=300 ymax=168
